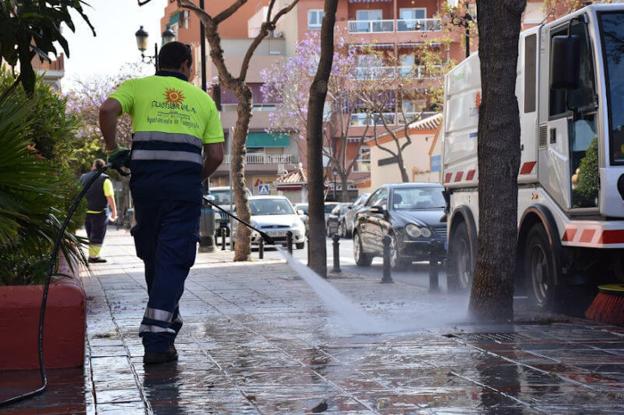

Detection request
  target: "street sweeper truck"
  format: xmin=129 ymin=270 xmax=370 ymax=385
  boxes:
xmin=442 ymin=4 xmax=624 ymax=310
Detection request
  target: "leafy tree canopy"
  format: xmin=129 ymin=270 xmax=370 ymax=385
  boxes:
xmin=0 ymin=0 xmax=95 ymax=94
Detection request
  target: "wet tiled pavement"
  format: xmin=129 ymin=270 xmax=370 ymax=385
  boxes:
xmin=2 ymin=229 xmax=624 ymax=414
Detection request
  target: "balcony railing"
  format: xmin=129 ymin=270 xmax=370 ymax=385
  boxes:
xmin=348 ymin=19 xmax=395 ymax=33
xmin=350 ymin=113 xmax=397 ymax=127
xmin=347 ymin=18 xmax=441 ymax=34
xmin=355 ymin=65 xmax=443 ymax=80
xmin=397 ymin=18 xmax=442 ymax=32
xmin=224 ymin=153 xmax=298 ymax=165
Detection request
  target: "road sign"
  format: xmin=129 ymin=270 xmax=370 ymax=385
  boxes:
xmin=258 ymin=184 xmax=270 ymax=195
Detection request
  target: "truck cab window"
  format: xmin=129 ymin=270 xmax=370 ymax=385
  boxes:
xmin=549 ymin=18 xmax=599 ymax=208
xmin=599 ymin=12 xmax=624 ymax=165
xmin=549 ymin=21 xmax=596 ymax=117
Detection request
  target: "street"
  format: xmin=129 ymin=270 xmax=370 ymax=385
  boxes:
xmin=261 ymin=238 xmax=448 ymax=291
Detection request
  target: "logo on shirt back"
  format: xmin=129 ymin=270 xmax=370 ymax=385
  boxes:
xmin=164 ymin=88 xmax=185 ymax=105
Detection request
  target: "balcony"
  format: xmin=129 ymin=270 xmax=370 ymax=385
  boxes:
xmin=224 ymin=153 xmax=298 ymax=165
xmin=396 ymin=18 xmax=442 ymax=32
xmin=348 ymin=19 xmax=395 ymax=33
xmin=355 ymin=65 xmax=443 ymax=80
xmin=350 ymin=113 xmax=397 ymax=127
xmin=347 ymin=18 xmax=441 ymax=34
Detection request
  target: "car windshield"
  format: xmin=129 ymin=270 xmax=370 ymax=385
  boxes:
xmin=250 ymin=199 xmax=295 ymax=215
xmin=324 ymin=204 xmax=338 ymax=214
xmin=210 ymin=190 xmax=231 ymax=205
xmin=600 ymin=11 xmax=624 ymax=164
xmin=391 ymin=187 xmax=446 ymax=210
xmin=295 ymin=204 xmax=308 ymax=214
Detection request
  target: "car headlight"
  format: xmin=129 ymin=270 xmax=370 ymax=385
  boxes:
xmin=405 ymin=224 xmax=431 ymax=238
xmin=292 ymin=220 xmax=305 ymax=229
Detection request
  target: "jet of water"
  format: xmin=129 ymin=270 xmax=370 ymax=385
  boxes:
xmin=276 ymin=247 xmax=469 ymax=335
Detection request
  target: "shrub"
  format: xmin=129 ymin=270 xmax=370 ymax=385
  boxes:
xmin=0 ymin=79 xmax=86 ymax=285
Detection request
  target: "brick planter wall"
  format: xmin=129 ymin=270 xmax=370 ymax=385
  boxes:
xmin=0 ymin=265 xmax=86 ymax=370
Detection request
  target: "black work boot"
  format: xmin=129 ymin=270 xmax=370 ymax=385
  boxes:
xmin=143 ymin=345 xmax=178 ymax=365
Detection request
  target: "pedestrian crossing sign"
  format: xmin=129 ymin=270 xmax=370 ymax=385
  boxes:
xmin=258 ymin=184 xmax=270 ymax=195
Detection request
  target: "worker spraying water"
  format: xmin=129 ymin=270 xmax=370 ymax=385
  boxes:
xmin=99 ymin=42 xmax=225 ymax=365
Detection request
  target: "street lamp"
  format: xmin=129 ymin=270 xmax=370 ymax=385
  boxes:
xmin=162 ymin=25 xmax=176 ymax=45
xmin=135 ymin=25 xmax=177 ymax=70
xmin=332 ymin=170 xmax=338 ymax=202
xmin=448 ymin=1 xmax=474 ymax=58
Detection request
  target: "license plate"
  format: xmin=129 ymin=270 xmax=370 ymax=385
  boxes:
xmin=268 ymin=231 xmax=287 ymax=237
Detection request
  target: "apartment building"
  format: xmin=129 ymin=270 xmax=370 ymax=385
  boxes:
xmin=160 ymin=1 xmax=300 ymax=194
xmin=160 ymin=1 xmax=548 ymax=199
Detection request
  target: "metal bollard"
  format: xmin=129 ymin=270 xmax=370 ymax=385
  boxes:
xmin=221 ymin=226 xmax=227 ymax=251
xmin=259 ymin=237 xmax=265 ymax=259
xmin=429 ymin=255 xmax=440 ymax=293
xmin=287 ymin=231 xmax=293 ymax=255
xmin=332 ymin=234 xmax=341 ymax=273
xmin=381 ymin=235 xmax=393 ymax=283
xmin=307 ymin=234 xmax=311 ymax=266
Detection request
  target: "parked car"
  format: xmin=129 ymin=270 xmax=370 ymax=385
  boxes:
xmin=326 ymin=203 xmax=352 ymax=237
xmin=208 ymin=186 xmax=251 ymax=237
xmin=353 ymin=183 xmax=447 ymax=270
xmin=244 ymin=196 xmax=306 ymax=249
xmin=340 ymin=193 xmax=370 ymax=238
xmin=293 ymin=203 xmax=309 ymax=233
xmin=323 ymin=202 xmax=340 ymax=220
xmin=294 ymin=203 xmax=308 ymax=216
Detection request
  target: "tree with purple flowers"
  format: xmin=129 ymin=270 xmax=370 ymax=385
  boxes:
xmin=261 ymin=30 xmax=371 ymax=203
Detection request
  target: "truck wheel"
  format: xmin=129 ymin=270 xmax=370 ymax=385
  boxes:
xmin=524 ymin=224 xmax=557 ymax=310
xmin=447 ymin=221 xmax=473 ymax=292
xmin=354 ymin=232 xmax=372 ymax=267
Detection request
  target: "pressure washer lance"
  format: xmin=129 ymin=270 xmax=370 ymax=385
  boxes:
xmin=202 ymin=195 xmax=275 ymax=245
xmin=0 ymin=161 xmax=128 ymax=408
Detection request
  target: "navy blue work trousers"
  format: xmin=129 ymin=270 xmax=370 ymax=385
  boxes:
xmin=131 ymin=198 xmax=200 ymax=353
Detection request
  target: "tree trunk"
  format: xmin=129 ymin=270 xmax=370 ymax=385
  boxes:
xmin=340 ymin=174 xmax=349 ymax=202
xmin=468 ymin=0 xmax=526 ymax=322
xmin=232 ymin=85 xmax=253 ymax=261
xmin=396 ymin=150 xmax=410 ymax=183
xmin=306 ymin=0 xmax=338 ymax=277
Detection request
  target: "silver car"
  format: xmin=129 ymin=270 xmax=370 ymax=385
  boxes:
xmin=246 ymin=196 xmax=306 ymax=249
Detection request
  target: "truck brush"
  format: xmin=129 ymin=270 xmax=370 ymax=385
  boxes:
xmin=585 ymin=284 xmax=624 ymax=325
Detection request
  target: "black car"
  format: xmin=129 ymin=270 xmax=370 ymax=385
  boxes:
xmin=353 ymin=183 xmax=447 ymax=270
xmin=326 ymin=203 xmax=352 ymax=236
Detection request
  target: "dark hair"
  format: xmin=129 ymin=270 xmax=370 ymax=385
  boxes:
xmin=158 ymin=41 xmax=192 ymax=70
xmin=93 ymin=159 xmax=106 ymax=170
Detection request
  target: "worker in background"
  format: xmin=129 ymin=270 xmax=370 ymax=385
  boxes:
xmin=80 ymin=159 xmax=117 ymax=263
xmin=99 ymin=42 xmax=224 ymax=365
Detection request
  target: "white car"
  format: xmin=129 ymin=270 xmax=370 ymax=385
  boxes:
xmin=247 ymin=196 xmax=306 ymax=249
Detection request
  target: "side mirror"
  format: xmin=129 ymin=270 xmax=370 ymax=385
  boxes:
xmin=370 ymin=205 xmax=384 ymax=214
xmin=297 ymin=209 xmax=305 ymax=215
xmin=551 ymin=35 xmax=581 ymax=90
xmin=205 ymin=195 xmax=216 ymax=202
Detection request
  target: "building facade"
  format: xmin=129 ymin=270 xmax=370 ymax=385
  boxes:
xmin=160 ymin=0 xmax=548 ymax=199
xmin=160 ymin=1 xmax=300 ymax=196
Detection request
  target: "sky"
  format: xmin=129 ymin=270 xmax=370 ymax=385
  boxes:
xmin=62 ymin=0 xmax=168 ymax=90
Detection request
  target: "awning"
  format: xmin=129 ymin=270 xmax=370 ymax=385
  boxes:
xmin=348 ymin=0 xmax=392 ymax=3
xmin=247 ymin=132 xmax=289 ymax=148
xmin=169 ymin=12 xmax=180 ymax=25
